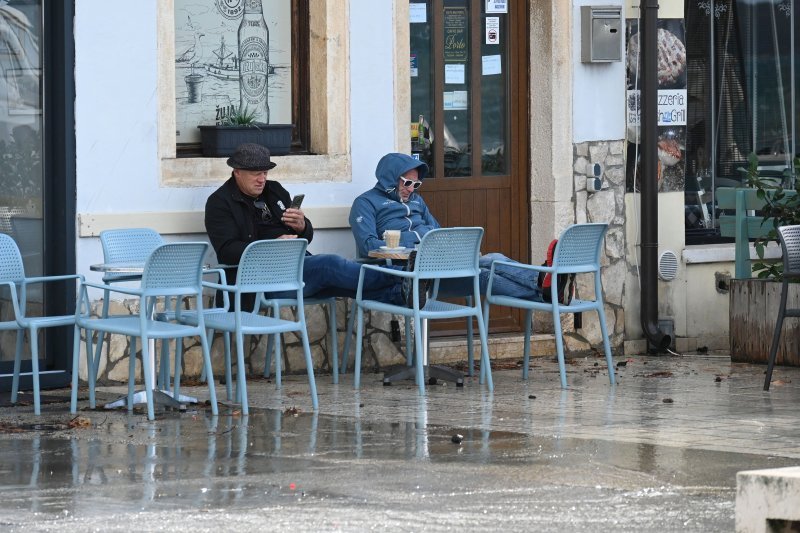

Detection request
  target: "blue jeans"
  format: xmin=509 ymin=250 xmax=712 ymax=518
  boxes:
xmin=478 ymin=253 xmax=542 ymax=299
xmin=269 ymin=254 xmax=403 ymax=304
xmin=437 ymin=253 xmax=542 ymax=300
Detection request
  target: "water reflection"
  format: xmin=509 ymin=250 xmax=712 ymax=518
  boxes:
xmin=1 ymin=397 xmax=517 ymax=514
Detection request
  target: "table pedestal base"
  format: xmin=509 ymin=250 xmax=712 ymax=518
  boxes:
xmin=382 ymin=364 xmax=464 ymax=387
xmin=104 ymin=389 xmax=197 ymax=410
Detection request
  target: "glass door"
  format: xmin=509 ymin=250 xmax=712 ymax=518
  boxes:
xmin=0 ymin=0 xmax=74 ymax=392
xmin=410 ymin=0 xmax=529 ymax=334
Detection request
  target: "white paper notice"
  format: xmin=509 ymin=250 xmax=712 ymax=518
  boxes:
xmin=409 ymin=3 xmax=427 ymax=23
xmin=445 ymin=64 xmax=465 ymax=85
xmin=486 ymin=17 xmax=500 ymax=44
xmin=443 ymin=91 xmax=468 ymax=110
xmin=482 ymin=55 xmax=501 ymax=75
xmin=486 ymin=0 xmax=507 ymax=14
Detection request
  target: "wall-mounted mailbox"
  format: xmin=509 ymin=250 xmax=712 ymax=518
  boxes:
xmin=581 ymin=6 xmax=622 ymax=63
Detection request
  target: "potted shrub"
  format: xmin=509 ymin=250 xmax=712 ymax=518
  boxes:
xmin=729 ymin=153 xmax=800 ymax=366
xmin=198 ymin=106 xmax=293 ymax=157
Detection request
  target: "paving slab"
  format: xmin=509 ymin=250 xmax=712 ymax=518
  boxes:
xmin=0 ymin=354 xmax=798 ymax=531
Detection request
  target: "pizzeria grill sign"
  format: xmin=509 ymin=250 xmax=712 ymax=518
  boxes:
xmin=626 ymin=89 xmax=687 ymax=127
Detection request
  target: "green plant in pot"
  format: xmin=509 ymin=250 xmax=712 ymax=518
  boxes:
xmin=220 ymin=105 xmax=259 ymax=126
xmin=741 ymin=152 xmax=800 ymax=279
xmin=198 ymin=105 xmax=293 ymax=158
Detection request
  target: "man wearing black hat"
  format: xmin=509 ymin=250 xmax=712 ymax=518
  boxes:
xmin=205 ymin=143 xmax=406 ymax=307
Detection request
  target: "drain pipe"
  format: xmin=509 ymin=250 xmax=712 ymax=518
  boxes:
xmin=639 ymin=0 xmax=671 ymax=352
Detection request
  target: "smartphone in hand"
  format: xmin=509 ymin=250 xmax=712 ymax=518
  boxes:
xmin=290 ymin=194 xmax=305 ymax=209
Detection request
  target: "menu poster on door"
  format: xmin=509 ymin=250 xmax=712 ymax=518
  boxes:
xmin=443 ymin=7 xmax=468 ymax=63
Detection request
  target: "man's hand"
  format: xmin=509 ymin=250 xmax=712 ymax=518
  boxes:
xmin=276 ymin=234 xmax=298 ymax=239
xmin=281 ymin=208 xmax=307 ymax=234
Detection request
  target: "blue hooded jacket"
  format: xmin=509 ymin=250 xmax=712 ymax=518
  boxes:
xmin=349 ymin=153 xmax=439 ymax=258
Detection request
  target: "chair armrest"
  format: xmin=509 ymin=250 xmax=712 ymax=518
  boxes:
xmin=202 ymin=280 xmax=230 ymax=292
xmin=21 ymin=273 xmax=84 ymax=286
xmin=203 ymin=268 xmax=230 ymax=310
xmin=80 ymin=279 xmax=144 ymax=297
xmin=359 ymin=263 xmax=412 ymax=279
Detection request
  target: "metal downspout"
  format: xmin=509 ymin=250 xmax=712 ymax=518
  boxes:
xmin=639 ymin=0 xmax=671 ymax=351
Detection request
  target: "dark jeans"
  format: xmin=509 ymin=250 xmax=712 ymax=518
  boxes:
xmin=219 ymin=254 xmax=403 ymax=311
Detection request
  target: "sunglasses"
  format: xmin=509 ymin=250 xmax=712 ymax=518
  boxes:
xmin=253 ymin=200 xmax=272 ymax=222
xmin=400 ymin=178 xmax=422 ymax=190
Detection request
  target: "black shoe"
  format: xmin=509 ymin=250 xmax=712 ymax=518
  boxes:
xmin=403 ymin=251 xmax=428 ymax=309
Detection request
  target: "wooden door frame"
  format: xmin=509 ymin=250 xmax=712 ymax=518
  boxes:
xmin=419 ymin=0 xmax=531 ymax=335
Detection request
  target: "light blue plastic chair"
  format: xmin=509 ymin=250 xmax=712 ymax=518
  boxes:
xmin=198 ymin=239 xmax=319 ymax=415
xmin=764 ymin=225 xmax=800 ymax=390
xmin=70 ymin=242 xmax=218 ymax=421
xmin=93 ymin=228 xmax=163 ymax=376
xmin=352 ymin=227 xmax=492 ymax=394
xmin=482 ymin=223 xmax=615 ymax=388
xmin=0 ymin=233 xmax=83 ymax=415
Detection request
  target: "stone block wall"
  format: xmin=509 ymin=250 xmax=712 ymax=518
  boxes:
xmin=566 ymin=140 xmax=627 ymax=354
xmin=75 ymin=298 xmax=410 ymax=384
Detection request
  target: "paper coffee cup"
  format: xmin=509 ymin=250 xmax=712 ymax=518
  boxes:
xmin=383 ymin=230 xmax=401 ymax=249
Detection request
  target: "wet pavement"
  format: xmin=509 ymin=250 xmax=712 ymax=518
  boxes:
xmin=1 ymin=353 xmax=799 ymax=531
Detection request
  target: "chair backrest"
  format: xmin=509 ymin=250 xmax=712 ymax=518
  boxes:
xmin=236 ymin=239 xmax=307 ymax=293
xmin=415 ymin=227 xmax=483 ymax=279
xmin=552 ymin=223 xmax=609 ymax=273
xmin=0 ymin=232 xmax=25 ymax=282
xmin=140 ymin=242 xmax=209 ymax=297
xmin=100 ymin=228 xmax=164 ymax=281
xmin=777 ymin=225 xmax=800 ymax=279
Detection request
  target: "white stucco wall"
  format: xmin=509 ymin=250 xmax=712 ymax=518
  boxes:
xmin=73 ymin=0 xmax=398 ymax=288
xmin=572 ymin=0 xmax=626 ymax=143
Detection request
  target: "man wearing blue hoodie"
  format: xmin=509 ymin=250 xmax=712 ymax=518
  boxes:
xmin=349 ymin=153 xmax=541 ymax=299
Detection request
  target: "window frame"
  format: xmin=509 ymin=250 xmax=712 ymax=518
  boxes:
xmin=156 ymin=0 xmax=351 ymax=187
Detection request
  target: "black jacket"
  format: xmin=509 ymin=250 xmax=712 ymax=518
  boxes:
xmin=205 ymin=176 xmax=313 ymax=306
xmin=205 ymin=176 xmax=313 ymax=265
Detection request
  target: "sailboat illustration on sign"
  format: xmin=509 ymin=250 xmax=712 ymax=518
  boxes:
xmin=206 ymin=36 xmax=239 ymax=81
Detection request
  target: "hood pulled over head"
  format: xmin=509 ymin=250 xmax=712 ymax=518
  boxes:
xmin=374 ymin=153 xmax=429 ymax=192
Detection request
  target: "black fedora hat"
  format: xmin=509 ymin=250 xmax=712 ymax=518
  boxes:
xmin=226 ymin=143 xmax=277 ymax=171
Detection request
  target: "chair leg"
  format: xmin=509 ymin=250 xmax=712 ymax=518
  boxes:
xmin=595 ymin=305 xmax=615 ymax=385
xmin=551 ymin=308 xmax=568 ymax=389
xmin=328 ymin=300 xmax=339 ymax=385
xmin=264 ymin=333 xmax=274 ymax=378
xmin=465 ymin=295 xmax=474 ymax=377
xmin=340 ymin=302 xmax=357 ymax=375
xmin=70 ymin=325 xmax=82 ymax=414
xmin=92 ymin=290 xmax=111 ymax=381
xmin=405 ymin=318 xmax=413 ymax=367
xmin=128 ymin=337 xmax=138 ymax=413
xmin=159 ymin=338 xmax=172 ymax=392
xmin=353 ymin=306 xmax=365 ymax=389
xmin=298 ymin=327 xmax=319 ymax=411
xmin=481 ymin=300 xmax=491 ymax=384
xmin=85 ymin=327 xmax=97 ymax=408
xmin=412 ymin=313 xmax=425 ymax=395
xmin=173 ymin=338 xmax=183 ymax=400
xmin=199 ymin=332 xmax=218 ymax=416
xmin=10 ymin=328 xmax=24 ymax=404
xmin=274 ymin=333 xmax=283 ymax=388
xmin=221 ymin=330 xmax=232 ymax=401
xmin=475 ymin=309 xmax=493 ymax=392
xmin=235 ymin=331 xmax=249 ymax=415
xmin=29 ymin=326 xmax=41 ymax=416
xmin=522 ymin=309 xmax=533 ymax=381
xmin=141 ymin=336 xmax=156 ymax=421
xmin=765 ymin=284 xmax=789 ymax=390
